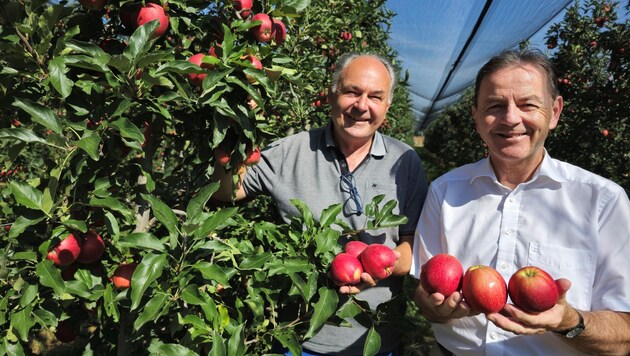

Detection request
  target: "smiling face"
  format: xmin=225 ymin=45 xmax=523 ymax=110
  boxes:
xmin=329 ymin=56 xmax=392 ymax=149
xmin=472 ymin=63 xmax=563 ymax=174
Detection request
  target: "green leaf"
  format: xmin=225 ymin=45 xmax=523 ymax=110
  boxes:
xmin=9 ymin=306 xmax=35 ymax=342
xmin=195 ymin=207 xmax=239 ymax=239
xmin=141 ymin=194 xmax=180 ymax=238
xmin=9 ymin=181 xmax=43 ymax=211
xmin=155 ymin=60 xmax=206 ymax=75
xmin=305 ymin=287 xmax=338 ymax=338
xmin=193 ymin=262 xmax=235 ymax=286
xmin=48 ymin=57 xmax=73 ymax=98
xmin=186 ymin=182 xmax=220 ymax=223
xmin=89 ymin=197 xmax=134 ymax=218
xmin=61 ymin=219 xmax=87 ymax=233
xmin=124 ymin=20 xmax=159 ymax=62
xmin=18 ymin=284 xmax=37 ymax=308
xmin=75 ymin=130 xmax=101 ymax=161
xmin=363 ymin=326 xmax=382 ymax=356
xmin=130 ymin=253 xmax=166 ymax=311
xmin=375 ymin=214 xmax=408 ymax=229
xmin=272 ymin=329 xmax=301 ymax=356
xmin=118 ymin=232 xmax=166 ymax=253
xmin=227 ymin=322 xmax=246 ymax=356
xmin=239 ymin=252 xmax=272 ymax=270
xmin=7 ymin=215 xmax=45 ymax=239
xmin=209 ymin=330 xmax=227 ymax=356
xmin=287 ymin=272 xmax=310 ymax=301
xmin=319 ymin=203 xmax=342 ymax=228
xmin=36 ymin=261 xmax=65 ymax=296
xmin=314 ymin=228 xmax=340 ymax=256
xmin=336 ymin=298 xmax=362 ymax=319
xmin=290 ymin=199 xmax=314 ymax=230
xmin=149 ymin=344 xmax=197 ymax=356
xmin=134 ymin=293 xmax=169 ymax=330
xmin=109 ymin=117 xmax=144 ymax=143
xmin=12 ymin=98 xmax=63 ymax=135
xmin=0 ymin=128 xmax=47 ymax=144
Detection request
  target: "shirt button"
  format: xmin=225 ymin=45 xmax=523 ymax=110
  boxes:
xmin=505 ymin=228 xmax=512 ymax=235
xmin=490 ymin=332 xmax=498 ymax=340
xmin=509 ymin=197 xmax=515 ymax=203
xmin=501 ymin=263 xmax=508 ymax=270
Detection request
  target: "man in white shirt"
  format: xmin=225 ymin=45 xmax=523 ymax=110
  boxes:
xmin=411 ymin=48 xmax=630 ymax=355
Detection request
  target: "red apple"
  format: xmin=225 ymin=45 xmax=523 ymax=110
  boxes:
xmin=419 ymin=253 xmax=463 ymax=296
xmin=135 ymin=3 xmax=169 ymax=38
xmin=111 ymin=263 xmax=137 ymax=289
xmin=462 ymin=265 xmax=507 ymax=313
xmin=187 ymin=53 xmax=214 ymax=86
xmin=244 ymin=146 xmax=261 ymax=165
xmin=246 ymin=55 xmax=263 ymax=70
xmin=79 ymin=0 xmax=107 ymax=10
xmin=273 ymin=19 xmax=287 ymax=44
xmin=330 ymin=253 xmax=363 ymax=286
xmin=213 ymin=147 xmax=231 ymax=166
xmin=250 ymin=13 xmax=274 ymax=43
xmin=233 ymin=0 xmax=253 ymax=18
xmin=508 ymin=266 xmax=559 ymax=313
xmin=344 ymin=240 xmax=368 ymax=258
xmin=77 ymin=231 xmax=105 ymax=264
xmin=47 ymin=233 xmax=82 ymax=266
xmin=602 ymin=129 xmax=609 ymax=137
xmin=359 ymin=244 xmax=396 ymax=280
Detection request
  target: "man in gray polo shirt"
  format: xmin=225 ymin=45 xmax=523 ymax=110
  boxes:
xmin=213 ymin=52 xmax=428 ymax=355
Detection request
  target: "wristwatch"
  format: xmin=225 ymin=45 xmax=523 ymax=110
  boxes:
xmin=554 ymin=310 xmax=585 ymax=338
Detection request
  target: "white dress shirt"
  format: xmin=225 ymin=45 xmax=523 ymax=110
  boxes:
xmin=411 ymin=152 xmax=630 ymax=355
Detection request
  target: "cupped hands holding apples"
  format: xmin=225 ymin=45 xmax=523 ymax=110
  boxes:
xmin=415 ymin=254 xmax=571 ymax=327
xmin=329 ymin=241 xmax=402 ymax=294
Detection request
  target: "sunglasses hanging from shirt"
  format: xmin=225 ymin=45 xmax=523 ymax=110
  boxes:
xmin=334 ymin=148 xmax=364 ymax=216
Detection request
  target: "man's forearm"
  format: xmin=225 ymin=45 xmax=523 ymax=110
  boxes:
xmin=561 ymin=310 xmax=630 ymax=355
xmin=392 ymin=234 xmax=413 ymax=276
xmin=210 ymin=165 xmax=247 ymax=202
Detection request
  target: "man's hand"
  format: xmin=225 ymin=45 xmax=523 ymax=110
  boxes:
xmin=338 ymin=249 xmax=401 ymax=294
xmin=413 ymin=283 xmax=473 ymax=323
xmin=487 ymin=278 xmax=574 ymax=335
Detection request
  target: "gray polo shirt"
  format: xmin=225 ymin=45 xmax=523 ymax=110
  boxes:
xmin=242 ymin=122 xmax=428 ymax=354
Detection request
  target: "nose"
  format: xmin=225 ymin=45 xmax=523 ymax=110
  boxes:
xmin=354 ymin=94 xmax=369 ymax=112
xmin=502 ymin=103 xmax=522 ymax=125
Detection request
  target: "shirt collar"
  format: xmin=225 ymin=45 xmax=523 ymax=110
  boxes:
xmin=470 ymin=149 xmax=565 ymax=185
xmin=324 ymin=121 xmax=386 ymax=157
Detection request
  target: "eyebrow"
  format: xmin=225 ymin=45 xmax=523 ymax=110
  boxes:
xmin=341 ymin=84 xmax=386 ymax=97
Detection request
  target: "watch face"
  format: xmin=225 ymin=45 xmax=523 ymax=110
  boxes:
xmin=566 ymin=326 xmax=585 ymax=338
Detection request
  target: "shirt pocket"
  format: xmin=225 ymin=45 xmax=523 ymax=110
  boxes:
xmin=527 ymin=242 xmax=594 ymax=309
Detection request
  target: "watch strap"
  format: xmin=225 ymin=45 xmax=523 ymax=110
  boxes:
xmin=554 ymin=310 xmax=585 ymax=338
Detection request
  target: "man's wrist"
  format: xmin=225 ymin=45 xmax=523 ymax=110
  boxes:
xmin=553 ymin=309 xmax=585 ymax=338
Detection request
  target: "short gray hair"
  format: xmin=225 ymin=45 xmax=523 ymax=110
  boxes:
xmin=330 ymin=52 xmax=397 ymax=103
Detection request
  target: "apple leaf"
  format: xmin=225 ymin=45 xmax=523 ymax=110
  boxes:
xmin=9 ymin=181 xmax=43 ymax=211
xmin=193 ymin=262 xmax=235 ymax=287
xmin=227 ymin=323 xmax=246 ymax=356
xmin=0 ymin=128 xmax=47 ymax=144
xmin=336 ymin=298 xmax=363 ymax=319
xmin=194 ymin=207 xmax=239 ymax=239
xmin=314 ymin=228 xmax=340 ymax=256
xmin=130 ymin=253 xmax=167 ymax=311
xmin=363 ymin=326 xmax=382 ymax=356
xmin=109 ymin=117 xmax=145 ymax=144
xmin=36 ymin=260 xmax=65 ymax=296
xmin=12 ymin=98 xmax=63 ymax=135
xmin=118 ymin=232 xmax=166 ymax=253
xmin=209 ymin=330 xmax=227 ymax=356
xmin=48 ymin=56 xmax=73 ymax=99
xmin=7 ymin=215 xmax=46 ymax=239
xmin=290 ymin=199 xmax=315 ymax=230
xmin=148 ymin=343 xmax=197 ymax=356
xmin=304 ymin=287 xmax=338 ymax=339
xmin=134 ymin=293 xmax=170 ymax=330
xmin=238 ymin=252 xmax=272 ymax=270
xmin=272 ymin=329 xmax=301 ymax=356
xmin=288 ymin=272 xmax=310 ymax=301
xmin=124 ymin=20 xmax=159 ymax=62
xmin=141 ymin=193 xmax=180 ymax=239
xmin=318 ymin=203 xmax=342 ymax=228
xmin=9 ymin=305 xmax=35 ymax=342
xmin=185 ymin=182 xmax=220 ymax=223
xmin=75 ymin=130 xmax=101 ymax=161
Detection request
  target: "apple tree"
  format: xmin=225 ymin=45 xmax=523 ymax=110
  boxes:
xmin=0 ymin=0 xmax=417 ymax=354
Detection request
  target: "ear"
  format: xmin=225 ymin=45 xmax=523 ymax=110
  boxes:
xmin=471 ymin=105 xmax=480 ymax=133
xmin=549 ymin=96 xmax=563 ymax=129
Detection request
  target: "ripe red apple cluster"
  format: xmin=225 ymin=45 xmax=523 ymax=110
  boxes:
xmin=420 ymin=254 xmax=559 ymax=314
xmin=213 ymin=145 xmax=261 ymax=167
xmin=119 ymin=3 xmax=170 ymax=38
xmin=46 ymin=231 xmax=105 ymax=267
xmin=329 ymin=241 xmax=397 ymax=286
xmin=249 ymin=13 xmax=287 ymax=44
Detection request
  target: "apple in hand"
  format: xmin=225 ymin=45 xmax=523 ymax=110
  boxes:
xmin=47 ymin=233 xmax=82 ymax=266
xmin=359 ymin=244 xmax=396 ymax=280
xmin=462 ymin=265 xmax=507 ymax=313
xmin=330 ymin=253 xmax=363 ymax=286
xmin=344 ymin=240 xmax=368 ymax=258
xmin=420 ymin=253 xmax=463 ymax=296
xmin=508 ymin=266 xmax=559 ymax=313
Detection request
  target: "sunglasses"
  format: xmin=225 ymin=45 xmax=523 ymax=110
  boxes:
xmin=340 ymin=172 xmax=363 ymax=215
